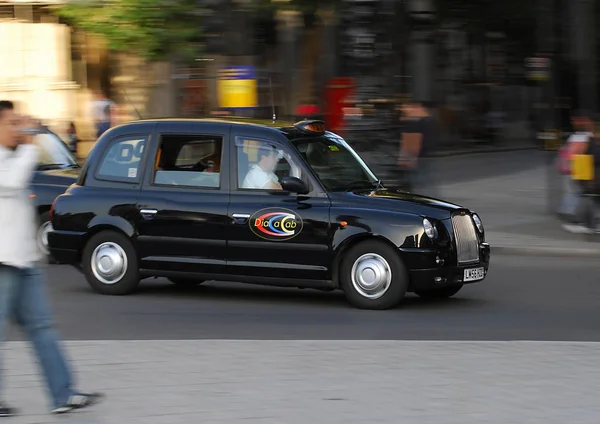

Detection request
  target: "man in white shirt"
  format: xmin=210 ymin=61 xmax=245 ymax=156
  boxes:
xmin=0 ymin=101 xmax=102 ymax=417
xmin=241 ymin=144 xmax=283 ymax=190
xmin=91 ymin=90 xmax=114 ymax=139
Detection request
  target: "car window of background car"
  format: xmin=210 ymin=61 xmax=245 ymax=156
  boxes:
xmin=153 ymin=134 xmax=222 ymax=189
xmin=96 ymin=137 xmax=146 ymax=182
xmin=34 ymin=132 xmax=78 ymax=168
xmin=235 ymin=137 xmax=304 ymax=190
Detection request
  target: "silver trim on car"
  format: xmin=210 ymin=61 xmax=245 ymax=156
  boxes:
xmin=451 ymin=213 xmax=480 ymax=264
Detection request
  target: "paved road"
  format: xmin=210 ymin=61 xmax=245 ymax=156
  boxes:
xmin=9 ymin=254 xmax=599 ymax=342
xmin=430 ymin=148 xmax=547 ymax=184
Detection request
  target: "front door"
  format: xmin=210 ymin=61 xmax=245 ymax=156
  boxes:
xmin=226 ymin=133 xmax=332 ymax=283
xmin=136 ymin=122 xmax=230 ymax=276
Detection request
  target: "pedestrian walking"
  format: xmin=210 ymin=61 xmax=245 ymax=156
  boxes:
xmin=91 ymin=89 xmax=114 ymax=139
xmin=557 ymin=110 xmax=593 ymax=223
xmin=0 ymin=100 xmax=103 ymax=417
xmin=563 ymin=112 xmax=600 ymax=234
xmin=398 ymin=100 xmax=440 ymax=198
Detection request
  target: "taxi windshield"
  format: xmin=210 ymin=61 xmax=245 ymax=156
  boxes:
xmin=34 ymin=131 xmax=78 ymax=170
xmin=290 ymin=132 xmax=379 ymax=191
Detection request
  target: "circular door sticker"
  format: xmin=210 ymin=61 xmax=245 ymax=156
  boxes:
xmin=249 ymin=208 xmax=304 ymax=241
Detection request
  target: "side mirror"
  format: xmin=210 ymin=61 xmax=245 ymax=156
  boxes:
xmin=281 ymin=176 xmax=309 ymax=195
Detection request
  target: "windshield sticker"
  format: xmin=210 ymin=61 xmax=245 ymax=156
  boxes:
xmin=128 ymin=168 xmax=137 ymax=178
xmin=249 ymin=208 xmax=303 ymax=241
xmin=328 ymin=145 xmax=340 ymax=152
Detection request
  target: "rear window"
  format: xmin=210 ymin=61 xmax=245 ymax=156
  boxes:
xmin=95 ymin=137 xmax=147 ymax=183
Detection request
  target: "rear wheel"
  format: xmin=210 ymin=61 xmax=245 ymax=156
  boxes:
xmin=169 ymin=278 xmax=205 ymax=288
xmin=37 ymin=211 xmax=58 ymax=264
xmin=415 ymin=284 xmax=464 ymax=299
xmin=82 ymin=230 xmax=140 ymax=295
xmin=339 ymin=240 xmax=409 ymax=310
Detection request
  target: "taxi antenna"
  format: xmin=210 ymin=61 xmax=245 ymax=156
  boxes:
xmin=121 ymin=88 xmax=143 ymax=120
xmin=269 ymin=76 xmax=276 ymax=124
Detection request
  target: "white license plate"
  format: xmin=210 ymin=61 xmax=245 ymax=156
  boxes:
xmin=464 ymin=267 xmax=485 ymax=282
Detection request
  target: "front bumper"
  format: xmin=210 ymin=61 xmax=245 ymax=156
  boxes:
xmin=403 ymin=242 xmax=491 ymax=291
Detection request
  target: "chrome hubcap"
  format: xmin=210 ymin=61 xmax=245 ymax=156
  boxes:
xmin=37 ymin=221 xmax=52 ymax=255
xmin=90 ymin=242 xmax=128 ymax=285
xmin=350 ymin=253 xmax=392 ymax=299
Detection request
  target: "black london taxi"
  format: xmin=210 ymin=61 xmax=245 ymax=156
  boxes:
xmin=47 ymin=118 xmax=490 ymax=310
xmin=31 ymin=129 xmax=81 ymax=259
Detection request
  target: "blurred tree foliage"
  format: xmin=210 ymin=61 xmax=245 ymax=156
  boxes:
xmin=53 ymin=0 xmax=342 ymax=62
xmin=54 ymin=0 xmax=204 ymax=62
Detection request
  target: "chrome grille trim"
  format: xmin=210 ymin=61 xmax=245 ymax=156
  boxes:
xmin=451 ymin=214 xmax=480 ymax=264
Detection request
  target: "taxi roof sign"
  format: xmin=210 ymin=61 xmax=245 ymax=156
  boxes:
xmin=294 ymin=120 xmax=326 ymax=134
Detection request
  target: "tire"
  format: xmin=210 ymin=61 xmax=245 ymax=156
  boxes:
xmin=415 ymin=284 xmax=464 ymax=299
xmin=82 ymin=230 xmax=140 ymax=295
xmin=339 ymin=240 xmax=409 ymax=310
xmin=37 ymin=211 xmax=58 ymax=264
xmin=169 ymin=278 xmax=205 ymax=288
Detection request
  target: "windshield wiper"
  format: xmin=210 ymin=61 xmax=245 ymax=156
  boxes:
xmin=37 ymin=163 xmax=65 ymax=170
xmin=373 ymin=179 xmax=385 ymax=190
xmin=37 ymin=163 xmax=77 ymax=170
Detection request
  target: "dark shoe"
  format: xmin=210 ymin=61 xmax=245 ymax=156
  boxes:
xmin=0 ymin=404 xmax=16 ymax=417
xmin=52 ymin=392 xmax=104 ymax=414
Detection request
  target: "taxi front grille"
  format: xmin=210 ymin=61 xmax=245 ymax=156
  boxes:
xmin=451 ymin=214 xmax=480 ymax=264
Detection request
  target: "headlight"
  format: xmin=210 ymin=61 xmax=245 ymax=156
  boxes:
xmin=472 ymin=214 xmax=484 ymax=233
xmin=423 ymin=218 xmax=437 ymax=239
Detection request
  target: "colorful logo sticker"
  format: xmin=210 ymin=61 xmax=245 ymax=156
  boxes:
xmin=249 ymin=208 xmax=303 ymax=241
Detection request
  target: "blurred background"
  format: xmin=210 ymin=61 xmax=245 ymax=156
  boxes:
xmin=0 ymin=0 xmax=594 ymax=161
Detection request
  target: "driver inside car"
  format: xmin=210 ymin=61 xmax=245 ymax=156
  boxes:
xmin=241 ymin=143 xmax=283 ymax=190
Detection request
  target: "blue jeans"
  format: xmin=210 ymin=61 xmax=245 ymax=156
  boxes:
xmin=408 ymin=158 xmax=440 ymax=199
xmin=95 ymin=121 xmax=110 ymax=139
xmin=0 ymin=266 xmax=75 ymax=408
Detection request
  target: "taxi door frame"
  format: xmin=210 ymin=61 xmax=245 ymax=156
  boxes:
xmin=225 ymin=127 xmax=335 ymax=287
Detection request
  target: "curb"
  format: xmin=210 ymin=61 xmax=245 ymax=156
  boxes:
xmin=493 ymin=244 xmax=600 ymax=258
xmin=431 ymin=145 xmax=538 ymax=158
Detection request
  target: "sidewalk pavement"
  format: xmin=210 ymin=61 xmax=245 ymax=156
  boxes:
xmin=3 ymin=340 xmax=600 ymax=423
xmin=439 ymin=165 xmax=600 ymax=258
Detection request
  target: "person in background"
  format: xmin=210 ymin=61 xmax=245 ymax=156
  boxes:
xmin=398 ymin=100 xmax=440 ymax=198
xmin=66 ymin=122 xmax=79 ymax=154
xmin=91 ymin=90 xmax=114 ymax=139
xmin=563 ymin=112 xmax=600 ymax=234
xmin=0 ymin=100 xmax=103 ymax=417
xmin=558 ymin=110 xmax=594 ymax=226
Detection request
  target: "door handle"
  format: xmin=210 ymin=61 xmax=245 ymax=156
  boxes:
xmin=140 ymin=209 xmax=157 ymax=220
xmin=232 ymin=213 xmax=250 ymax=224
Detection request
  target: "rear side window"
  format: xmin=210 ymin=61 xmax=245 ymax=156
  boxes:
xmin=153 ymin=134 xmax=224 ymax=189
xmin=96 ymin=137 xmax=147 ymax=183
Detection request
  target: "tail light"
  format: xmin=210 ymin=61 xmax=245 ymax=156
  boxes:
xmin=49 ymin=197 xmax=58 ymax=222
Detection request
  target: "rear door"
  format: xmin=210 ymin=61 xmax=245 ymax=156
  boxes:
xmin=135 ymin=121 xmax=230 ymax=276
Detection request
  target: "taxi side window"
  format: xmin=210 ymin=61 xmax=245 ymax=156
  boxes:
xmin=235 ymin=137 xmax=303 ymax=191
xmin=153 ymin=134 xmax=223 ymax=189
xmin=96 ymin=137 xmax=147 ymax=182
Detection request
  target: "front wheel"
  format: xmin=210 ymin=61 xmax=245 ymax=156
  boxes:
xmin=414 ymin=284 xmax=464 ymax=299
xmin=339 ymin=240 xmax=409 ymax=310
xmin=82 ymin=230 xmax=140 ymax=295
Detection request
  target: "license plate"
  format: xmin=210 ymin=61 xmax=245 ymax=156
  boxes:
xmin=464 ymin=267 xmax=485 ymax=282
